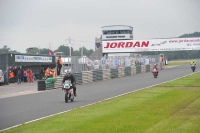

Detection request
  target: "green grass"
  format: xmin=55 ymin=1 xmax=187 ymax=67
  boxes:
xmin=167 ymin=59 xmax=200 ymax=66
xmin=2 ymin=72 xmax=200 ymax=133
xmin=158 ymin=72 xmax=200 ymax=87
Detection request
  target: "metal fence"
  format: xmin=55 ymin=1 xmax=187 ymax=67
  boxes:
xmin=61 ymin=55 xmax=161 ymax=74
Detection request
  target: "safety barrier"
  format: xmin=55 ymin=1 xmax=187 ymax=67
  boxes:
xmin=110 ymin=68 xmax=118 ymax=78
xmin=38 ymin=64 xmax=161 ymax=91
xmin=73 ymin=72 xmax=82 ymax=85
xmin=136 ymin=66 xmax=141 ymax=74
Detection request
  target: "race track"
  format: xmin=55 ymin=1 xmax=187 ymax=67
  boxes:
xmin=0 ymin=63 xmax=199 ymax=130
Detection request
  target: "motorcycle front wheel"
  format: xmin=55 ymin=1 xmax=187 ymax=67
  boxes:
xmin=65 ymin=92 xmax=69 ymax=103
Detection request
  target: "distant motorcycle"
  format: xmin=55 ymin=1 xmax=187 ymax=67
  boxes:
xmin=63 ymin=80 xmax=74 ymax=103
xmin=191 ymin=65 xmax=196 ymax=72
xmin=152 ymin=68 xmax=158 ymax=78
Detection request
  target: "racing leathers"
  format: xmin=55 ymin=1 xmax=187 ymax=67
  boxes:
xmin=62 ymin=74 xmax=77 ymax=96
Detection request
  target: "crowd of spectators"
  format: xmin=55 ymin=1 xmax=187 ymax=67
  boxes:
xmin=9 ymin=67 xmax=36 ymax=84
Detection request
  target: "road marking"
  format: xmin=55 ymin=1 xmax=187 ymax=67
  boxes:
xmin=0 ymin=71 xmax=198 ymax=132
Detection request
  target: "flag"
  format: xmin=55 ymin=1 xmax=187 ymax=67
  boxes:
xmin=48 ymin=50 xmax=52 ymax=55
xmin=48 ymin=50 xmax=56 ymax=55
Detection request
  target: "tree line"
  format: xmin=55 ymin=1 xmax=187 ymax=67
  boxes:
xmin=0 ymin=45 xmax=94 ymax=57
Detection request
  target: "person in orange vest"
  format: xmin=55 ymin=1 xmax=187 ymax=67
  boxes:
xmin=9 ymin=70 xmax=15 ymax=83
xmin=53 ymin=67 xmax=56 ymax=78
xmin=45 ymin=67 xmax=50 ymax=79
xmin=29 ymin=69 xmax=33 ymax=82
xmin=57 ymin=56 xmax=62 ymax=76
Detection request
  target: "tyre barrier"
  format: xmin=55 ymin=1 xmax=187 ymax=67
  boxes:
xmin=110 ymin=68 xmax=118 ymax=78
xmin=37 ymin=80 xmax=46 ymax=91
xmin=141 ymin=65 xmax=146 ymax=73
xmin=124 ymin=67 xmax=131 ymax=76
xmin=136 ymin=65 xmax=141 ymax=74
xmin=37 ymin=64 xmax=159 ymax=91
xmin=97 ymin=70 xmax=103 ymax=81
xmin=73 ymin=72 xmax=82 ymax=85
xmin=146 ymin=65 xmax=150 ymax=72
xmin=46 ymin=82 xmax=55 ymax=90
xmin=92 ymin=70 xmax=98 ymax=82
xmin=131 ymin=66 xmax=136 ymax=75
xmin=82 ymin=71 xmax=93 ymax=84
xmin=102 ymin=69 xmax=110 ymax=80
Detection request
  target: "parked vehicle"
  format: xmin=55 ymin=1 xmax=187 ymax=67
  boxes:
xmin=0 ymin=70 xmax=4 ymax=86
xmin=62 ymin=80 xmax=74 ymax=103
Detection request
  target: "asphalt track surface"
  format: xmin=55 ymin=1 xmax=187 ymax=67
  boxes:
xmin=0 ymin=63 xmax=199 ymax=131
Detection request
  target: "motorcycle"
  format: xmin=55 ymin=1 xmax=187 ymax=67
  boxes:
xmin=62 ymin=80 xmax=74 ymax=103
xmin=152 ymin=68 xmax=158 ymax=78
xmin=191 ymin=65 xmax=196 ymax=72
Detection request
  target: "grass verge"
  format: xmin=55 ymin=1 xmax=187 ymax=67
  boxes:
xmin=2 ymin=72 xmax=200 ymax=133
xmin=167 ymin=59 xmax=199 ymax=66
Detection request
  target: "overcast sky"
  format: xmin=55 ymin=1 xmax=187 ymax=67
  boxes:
xmin=0 ymin=0 xmax=200 ymax=53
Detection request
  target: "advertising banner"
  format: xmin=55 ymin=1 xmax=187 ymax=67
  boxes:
xmin=102 ymin=37 xmax=200 ymax=53
xmin=15 ymin=55 xmax=52 ymax=62
xmin=125 ymin=59 xmax=131 ymax=67
xmin=113 ymin=60 xmax=119 ymax=67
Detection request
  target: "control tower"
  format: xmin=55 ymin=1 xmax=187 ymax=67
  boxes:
xmin=91 ymin=25 xmax=133 ymax=57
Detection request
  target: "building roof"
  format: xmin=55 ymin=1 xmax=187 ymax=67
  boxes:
xmin=101 ymin=25 xmax=133 ymax=28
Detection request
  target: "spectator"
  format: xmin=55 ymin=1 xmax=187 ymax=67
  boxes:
xmin=23 ymin=70 xmax=27 ymax=83
xmin=21 ymin=70 xmax=24 ymax=82
xmin=53 ymin=67 xmax=56 ymax=78
xmin=17 ymin=70 xmax=22 ymax=84
xmin=45 ymin=67 xmax=50 ymax=79
xmin=40 ymin=67 xmax=45 ymax=79
xmin=32 ymin=73 xmax=36 ymax=81
xmin=57 ymin=56 xmax=62 ymax=76
xmin=29 ymin=69 xmax=33 ymax=82
xmin=26 ymin=69 xmax=30 ymax=82
xmin=9 ymin=70 xmax=15 ymax=83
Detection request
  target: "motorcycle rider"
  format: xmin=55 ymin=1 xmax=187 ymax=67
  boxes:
xmin=62 ymin=69 xmax=77 ymax=96
xmin=152 ymin=64 xmax=159 ymax=76
xmin=190 ymin=61 xmax=196 ymax=68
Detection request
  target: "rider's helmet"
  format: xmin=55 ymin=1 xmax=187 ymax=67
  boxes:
xmin=65 ymin=69 xmax=71 ymax=76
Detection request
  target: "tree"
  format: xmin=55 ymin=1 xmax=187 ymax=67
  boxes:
xmin=25 ymin=47 xmax=39 ymax=54
xmin=55 ymin=45 xmax=71 ymax=56
xmin=0 ymin=45 xmax=20 ymax=54
xmin=39 ymin=48 xmax=49 ymax=55
xmin=0 ymin=45 xmax=11 ymax=54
